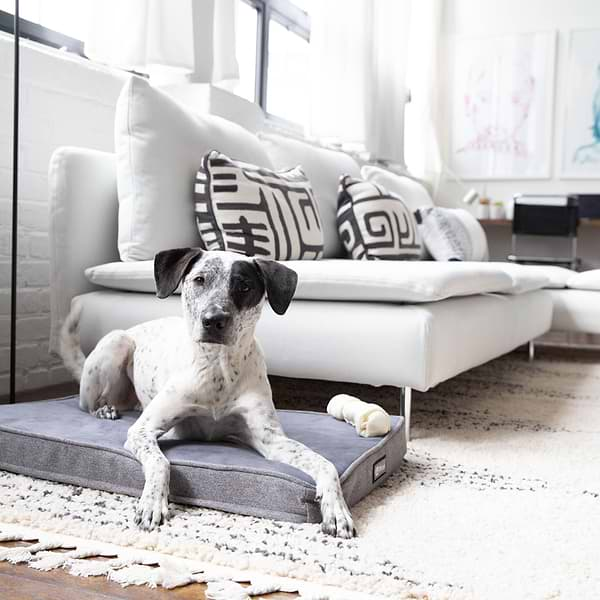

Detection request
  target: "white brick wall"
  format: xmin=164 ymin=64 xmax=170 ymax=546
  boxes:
xmin=0 ymin=33 xmax=126 ymax=396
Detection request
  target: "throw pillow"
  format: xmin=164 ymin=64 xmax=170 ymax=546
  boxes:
xmin=360 ymin=165 xmax=434 ymax=213
xmin=194 ymin=151 xmax=324 ymax=260
xmin=336 ymin=176 xmax=421 ymax=260
xmin=416 ymin=207 xmax=489 ymax=262
xmin=114 ymin=77 xmax=273 ymax=261
xmin=259 ymin=132 xmax=362 ymax=258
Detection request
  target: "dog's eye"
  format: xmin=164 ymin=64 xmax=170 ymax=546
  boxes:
xmin=194 ymin=276 xmax=205 ymax=285
xmin=240 ymin=283 xmax=250 ymax=293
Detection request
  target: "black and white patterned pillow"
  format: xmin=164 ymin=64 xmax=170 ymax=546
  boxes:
xmin=415 ymin=207 xmax=489 ymax=262
xmin=194 ymin=151 xmax=324 ymax=260
xmin=336 ymin=176 xmax=421 ymax=260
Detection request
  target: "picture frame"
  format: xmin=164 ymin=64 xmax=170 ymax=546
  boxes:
xmin=449 ymin=32 xmax=556 ymax=180
xmin=561 ymin=29 xmax=600 ymax=179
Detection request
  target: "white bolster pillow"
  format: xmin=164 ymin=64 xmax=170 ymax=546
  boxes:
xmin=327 ymin=394 xmax=391 ymax=437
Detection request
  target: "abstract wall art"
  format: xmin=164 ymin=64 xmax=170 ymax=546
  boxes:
xmin=450 ymin=32 xmax=556 ymax=180
xmin=562 ymin=29 xmax=600 ymax=179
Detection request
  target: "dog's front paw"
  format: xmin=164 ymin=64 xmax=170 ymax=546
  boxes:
xmin=94 ymin=405 xmax=120 ymax=420
xmin=134 ymin=483 xmax=169 ymax=531
xmin=319 ymin=494 xmax=356 ymax=539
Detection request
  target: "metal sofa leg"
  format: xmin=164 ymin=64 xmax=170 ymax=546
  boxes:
xmin=528 ymin=340 xmax=535 ymax=362
xmin=400 ymin=386 xmax=412 ymax=442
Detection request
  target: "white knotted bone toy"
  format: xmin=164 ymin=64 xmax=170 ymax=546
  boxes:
xmin=327 ymin=394 xmax=391 ymax=437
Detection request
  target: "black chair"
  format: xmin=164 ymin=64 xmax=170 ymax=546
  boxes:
xmin=508 ymin=194 xmax=580 ymax=270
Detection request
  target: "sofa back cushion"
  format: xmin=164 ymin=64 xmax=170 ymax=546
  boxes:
xmin=361 ymin=165 xmax=433 ymax=213
xmin=115 ymin=77 xmax=273 ymax=261
xmin=258 ymin=133 xmax=362 ymax=258
xmin=194 ymin=151 xmax=323 ymax=259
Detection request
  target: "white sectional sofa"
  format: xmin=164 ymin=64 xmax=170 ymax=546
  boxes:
xmin=47 ymin=78 xmax=599 ymax=437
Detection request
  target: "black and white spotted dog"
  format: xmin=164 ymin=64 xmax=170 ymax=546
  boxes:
xmin=61 ymin=248 xmax=355 ymax=538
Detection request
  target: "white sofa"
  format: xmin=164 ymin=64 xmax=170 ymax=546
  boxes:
xmin=47 ymin=79 xmax=599 ymax=438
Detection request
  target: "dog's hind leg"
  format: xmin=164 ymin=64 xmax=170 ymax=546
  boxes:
xmin=79 ymin=331 xmax=136 ymax=419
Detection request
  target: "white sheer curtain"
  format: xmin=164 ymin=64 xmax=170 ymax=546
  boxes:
xmin=364 ymin=0 xmax=412 ymax=165
xmin=308 ymin=0 xmax=410 ymax=163
xmin=404 ymin=0 xmax=444 ymax=191
xmin=308 ymin=0 xmax=368 ymax=145
xmin=85 ymin=0 xmax=238 ymax=84
xmin=309 ymin=0 xmax=443 ymax=181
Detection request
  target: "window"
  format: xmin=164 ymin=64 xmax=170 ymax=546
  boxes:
xmin=266 ymin=17 xmax=309 ymax=126
xmin=0 ymin=0 xmax=89 ymax=56
xmin=234 ymin=0 xmax=311 ymax=128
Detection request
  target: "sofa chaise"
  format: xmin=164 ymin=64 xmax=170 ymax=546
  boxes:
xmin=48 ymin=78 xmax=600 ymax=439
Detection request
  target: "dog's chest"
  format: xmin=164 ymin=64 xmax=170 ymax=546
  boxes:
xmin=194 ymin=354 xmax=247 ymax=416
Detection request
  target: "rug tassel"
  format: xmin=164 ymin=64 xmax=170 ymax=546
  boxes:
xmin=108 ymin=563 xmax=162 ymax=588
xmin=0 ymin=540 xmax=67 ymax=564
xmin=69 ymin=558 xmax=115 ymax=578
xmin=30 ymin=546 xmax=112 ymax=572
xmin=246 ymin=577 xmax=285 ymax=595
xmin=0 ymin=531 xmax=38 ymax=543
xmin=206 ymin=580 xmax=251 ymax=600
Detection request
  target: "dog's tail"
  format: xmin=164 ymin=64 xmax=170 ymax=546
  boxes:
xmin=60 ymin=301 xmax=85 ymax=382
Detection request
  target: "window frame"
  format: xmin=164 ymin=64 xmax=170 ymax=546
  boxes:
xmin=0 ymin=9 xmax=85 ymax=56
xmin=241 ymin=0 xmax=310 ymax=116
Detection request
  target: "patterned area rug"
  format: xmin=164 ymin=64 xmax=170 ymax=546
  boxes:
xmin=1 ymin=351 xmax=599 ymax=599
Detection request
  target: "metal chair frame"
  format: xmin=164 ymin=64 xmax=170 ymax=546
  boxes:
xmin=508 ymin=194 xmax=580 ymax=270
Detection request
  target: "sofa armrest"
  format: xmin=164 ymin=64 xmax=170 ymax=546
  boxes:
xmin=49 ymin=147 xmax=120 ymax=353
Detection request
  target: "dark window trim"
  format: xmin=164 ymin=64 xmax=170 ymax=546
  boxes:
xmin=0 ymin=9 xmax=85 ymax=56
xmin=241 ymin=0 xmax=310 ymax=115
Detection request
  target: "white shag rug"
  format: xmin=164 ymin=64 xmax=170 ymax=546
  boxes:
xmin=1 ymin=352 xmax=599 ymax=599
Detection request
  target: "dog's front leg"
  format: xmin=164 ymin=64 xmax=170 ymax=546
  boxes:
xmin=238 ymin=391 xmax=355 ymax=538
xmin=125 ymin=385 xmax=193 ymax=530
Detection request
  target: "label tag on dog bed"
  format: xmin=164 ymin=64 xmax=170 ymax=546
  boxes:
xmin=373 ymin=456 xmax=386 ymax=482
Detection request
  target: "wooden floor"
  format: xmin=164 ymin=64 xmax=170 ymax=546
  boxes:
xmin=0 ymin=543 xmax=297 ymax=600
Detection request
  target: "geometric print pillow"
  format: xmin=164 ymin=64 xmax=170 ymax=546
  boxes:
xmin=336 ymin=175 xmax=421 ymax=260
xmin=194 ymin=150 xmax=324 ymax=260
xmin=416 ymin=207 xmax=489 ymax=262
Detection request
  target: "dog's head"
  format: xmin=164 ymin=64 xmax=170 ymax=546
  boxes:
xmin=154 ymin=248 xmax=298 ymax=346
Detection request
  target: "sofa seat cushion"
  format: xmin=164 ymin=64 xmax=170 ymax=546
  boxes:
xmin=86 ymin=259 xmax=523 ymax=303
xmin=548 ymin=289 xmax=600 ymax=335
xmin=74 ymin=289 xmax=553 ymax=391
xmin=519 ymin=265 xmax=576 ymax=288
xmin=0 ymin=397 xmax=405 ymax=524
xmin=567 ymin=269 xmax=600 ymax=291
xmin=490 ymin=262 xmax=552 ymax=294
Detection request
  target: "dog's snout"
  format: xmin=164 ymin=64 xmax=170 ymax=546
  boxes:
xmin=202 ymin=308 xmax=231 ymax=332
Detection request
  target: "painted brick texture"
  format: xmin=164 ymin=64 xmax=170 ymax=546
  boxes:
xmin=0 ymin=33 xmax=125 ymax=396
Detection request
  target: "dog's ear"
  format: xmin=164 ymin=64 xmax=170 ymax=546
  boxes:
xmin=253 ymin=259 xmax=298 ymax=315
xmin=154 ymin=248 xmax=204 ymax=299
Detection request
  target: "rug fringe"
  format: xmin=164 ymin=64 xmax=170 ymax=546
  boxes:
xmin=0 ymin=539 xmax=68 ymax=564
xmin=206 ymin=580 xmax=251 ymax=600
xmin=0 ymin=530 xmax=297 ymax=595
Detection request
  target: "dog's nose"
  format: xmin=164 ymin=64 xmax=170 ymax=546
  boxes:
xmin=202 ymin=308 xmax=231 ymax=332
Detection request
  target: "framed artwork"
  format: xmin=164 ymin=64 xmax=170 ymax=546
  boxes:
xmin=561 ymin=29 xmax=600 ymax=179
xmin=449 ymin=32 xmax=556 ymax=180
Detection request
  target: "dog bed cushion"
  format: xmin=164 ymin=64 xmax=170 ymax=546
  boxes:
xmin=0 ymin=397 xmax=405 ymax=524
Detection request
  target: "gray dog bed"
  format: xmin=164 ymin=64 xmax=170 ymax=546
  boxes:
xmin=0 ymin=397 xmax=406 ymax=523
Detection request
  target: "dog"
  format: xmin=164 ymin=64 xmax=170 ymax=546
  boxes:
xmin=60 ymin=248 xmax=355 ymax=538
